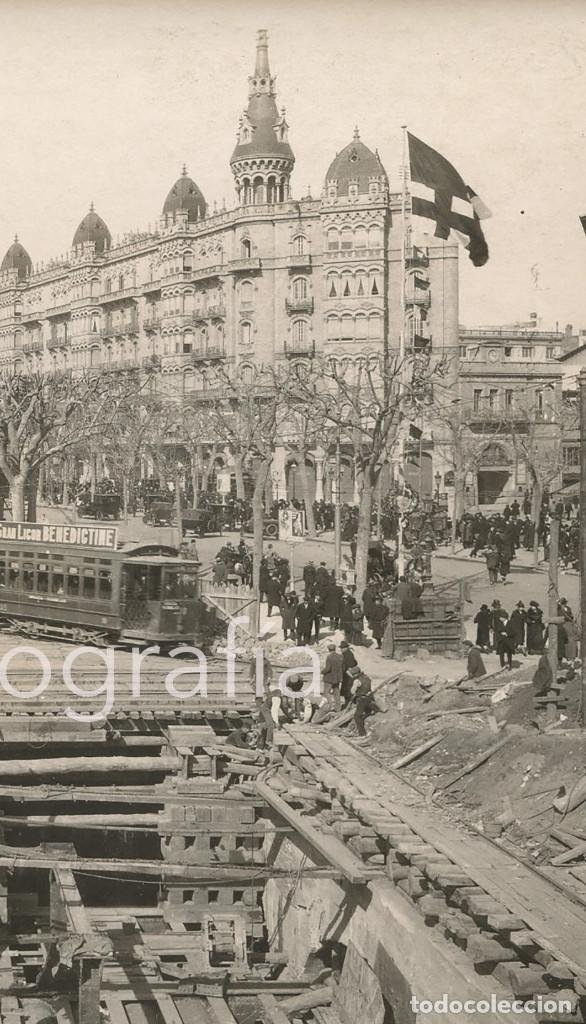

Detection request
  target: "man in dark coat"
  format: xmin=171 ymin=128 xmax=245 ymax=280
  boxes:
xmin=474 ymin=604 xmax=491 ymax=649
xmin=280 ymin=593 xmax=297 ymax=641
xmin=295 ymin=599 xmax=313 ymax=646
xmin=370 ymin=598 xmax=389 ymax=650
xmin=508 ymin=601 xmax=526 ymax=651
xmin=340 ymin=640 xmax=358 ymax=706
xmin=322 ymin=644 xmax=343 ymax=709
xmin=265 ymin=575 xmax=283 ymax=617
xmin=324 ymin=575 xmax=344 ymax=630
xmin=302 ymin=561 xmax=316 ymax=596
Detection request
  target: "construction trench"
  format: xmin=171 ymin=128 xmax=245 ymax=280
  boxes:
xmin=0 ymin=661 xmax=586 ymax=1024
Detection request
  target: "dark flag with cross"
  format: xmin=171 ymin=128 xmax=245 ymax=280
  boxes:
xmin=407 ymin=132 xmax=490 ymax=267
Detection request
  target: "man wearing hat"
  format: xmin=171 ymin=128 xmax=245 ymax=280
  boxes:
xmin=340 ymin=640 xmax=358 ymax=707
xmin=322 ymin=643 xmax=343 ymax=710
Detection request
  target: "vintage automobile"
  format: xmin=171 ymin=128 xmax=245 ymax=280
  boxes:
xmin=78 ymin=493 xmax=122 ymax=521
xmin=181 ymin=507 xmax=223 ymax=537
xmin=143 ymin=500 xmax=175 ymax=527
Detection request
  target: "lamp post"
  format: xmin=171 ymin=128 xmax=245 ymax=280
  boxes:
xmin=434 ymin=471 xmax=441 ymax=501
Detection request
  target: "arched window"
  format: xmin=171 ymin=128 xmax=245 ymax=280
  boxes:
xmin=340 ymin=227 xmax=352 ymax=251
xmin=369 ymin=224 xmax=382 ymax=248
xmin=355 ymin=314 xmax=367 ymax=340
xmin=118 ymin=274 xmax=124 ymax=292
xmin=293 ymin=235 xmax=306 ymax=255
xmin=327 ymin=316 xmax=340 ymax=341
xmin=327 ymin=228 xmax=339 ymax=251
xmin=241 ymin=238 xmax=252 ymax=259
xmin=240 ymin=321 xmax=252 ymax=346
xmin=355 ymin=270 xmax=366 ymax=297
xmin=241 ymin=364 xmax=255 ymax=386
xmin=368 ymin=313 xmax=382 ymax=339
xmin=327 ymin=273 xmax=338 ymax=298
xmin=292 ymin=320 xmax=307 ymax=347
xmin=105 ymin=279 xmax=111 ymax=295
xmin=341 ymin=314 xmax=354 ymax=341
xmin=253 ymin=176 xmax=264 ymax=204
xmin=341 ymin=271 xmax=352 ymax=297
xmin=183 ymin=330 xmax=194 ymax=353
xmin=267 ymin=176 xmax=277 ymax=203
xmin=293 ymin=278 xmax=307 ymax=301
xmin=406 ymin=310 xmax=421 ymax=346
xmin=355 ymin=226 xmax=367 ymax=249
xmin=240 ymin=280 xmax=253 ymax=305
xmin=370 ymin=272 xmax=380 ymax=296
xmin=242 ymin=179 xmax=252 ymax=205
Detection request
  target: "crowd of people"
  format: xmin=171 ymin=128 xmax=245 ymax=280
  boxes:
xmin=471 ymin=595 xmax=578 ymax=671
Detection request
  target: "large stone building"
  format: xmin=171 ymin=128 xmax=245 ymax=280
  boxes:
xmin=453 ymin=319 xmax=563 ymax=505
xmin=0 ymin=30 xmax=460 ymax=502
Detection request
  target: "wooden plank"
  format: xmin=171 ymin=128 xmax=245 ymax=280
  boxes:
xmin=206 ymin=997 xmax=239 ymax=1024
xmin=255 ymin=780 xmax=376 ymax=885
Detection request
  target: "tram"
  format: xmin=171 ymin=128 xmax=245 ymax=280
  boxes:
xmin=0 ymin=521 xmax=205 ymax=647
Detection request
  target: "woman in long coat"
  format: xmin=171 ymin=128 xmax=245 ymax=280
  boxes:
xmin=526 ymin=601 xmax=545 ymax=654
xmin=507 ymin=602 xmax=526 ymax=652
xmin=473 ymin=605 xmax=491 ymax=650
xmin=369 ymin=599 xmax=389 ymax=650
xmin=280 ymin=594 xmax=297 ymax=641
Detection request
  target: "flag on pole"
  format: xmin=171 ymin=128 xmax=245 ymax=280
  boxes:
xmin=580 ymin=215 xmax=586 ymax=236
xmin=408 ymin=423 xmax=423 ymax=440
xmin=407 ymin=132 xmax=490 ymax=267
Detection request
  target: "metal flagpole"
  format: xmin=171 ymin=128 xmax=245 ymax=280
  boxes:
xmin=397 ymin=125 xmax=409 ymax=577
xmin=579 ymin=369 xmax=586 ymax=726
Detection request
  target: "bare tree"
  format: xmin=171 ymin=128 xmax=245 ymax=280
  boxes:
xmin=0 ymin=368 xmax=141 ymax=521
xmin=288 ymin=352 xmax=444 ymax=594
xmin=503 ymin=392 xmax=562 ymax=565
xmin=207 ymin=365 xmax=290 ymax=632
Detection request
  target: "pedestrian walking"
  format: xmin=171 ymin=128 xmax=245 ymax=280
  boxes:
xmin=322 ymin=643 xmax=343 ymax=710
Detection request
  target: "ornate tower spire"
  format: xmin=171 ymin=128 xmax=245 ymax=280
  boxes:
xmin=230 ymin=30 xmax=295 ymax=206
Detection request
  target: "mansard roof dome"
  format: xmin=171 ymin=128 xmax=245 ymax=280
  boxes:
xmin=1 ymin=236 xmax=32 ymax=281
xmin=72 ymin=204 xmax=111 ymax=253
xmin=163 ymin=168 xmax=207 ymax=222
xmin=231 ymin=94 xmax=294 ymax=164
xmin=326 ymin=129 xmax=388 ymax=195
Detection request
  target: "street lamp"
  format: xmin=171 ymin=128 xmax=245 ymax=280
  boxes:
xmin=434 ymin=472 xmax=441 ymax=500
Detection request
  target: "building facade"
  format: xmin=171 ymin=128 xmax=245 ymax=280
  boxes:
xmin=0 ymin=31 xmax=460 ymax=503
xmin=453 ymin=320 xmax=563 ymax=506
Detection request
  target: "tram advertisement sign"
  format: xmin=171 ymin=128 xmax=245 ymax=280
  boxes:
xmin=278 ymin=508 xmax=306 ymax=541
xmin=0 ymin=521 xmax=118 ymax=550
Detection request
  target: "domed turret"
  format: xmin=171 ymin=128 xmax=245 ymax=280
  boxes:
xmin=72 ymin=203 xmax=111 ymax=253
xmin=162 ymin=166 xmax=207 ymax=223
xmin=1 ymin=235 xmax=32 ymax=281
xmin=325 ymin=128 xmax=388 ymax=198
xmin=230 ymin=30 xmax=295 ymax=205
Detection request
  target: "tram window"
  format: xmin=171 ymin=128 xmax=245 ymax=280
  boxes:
xmin=83 ymin=569 xmax=96 ymax=599
xmin=164 ymin=571 xmax=198 ymax=598
xmin=68 ymin=567 xmax=80 ymax=597
xmin=8 ymin=562 xmax=20 ymax=588
xmin=22 ymin=563 xmax=34 ymax=592
xmin=98 ymin=569 xmax=112 ymax=601
xmin=148 ymin=568 xmax=161 ymax=600
xmin=37 ymin=564 xmax=49 ymax=593
xmin=51 ymin=570 xmax=64 ymax=595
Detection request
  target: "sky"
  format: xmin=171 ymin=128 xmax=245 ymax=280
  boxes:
xmin=0 ymin=0 xmax=585 ymax=331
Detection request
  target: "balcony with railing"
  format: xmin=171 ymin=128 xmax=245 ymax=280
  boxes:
xmin=47 ymin=336 xmax=67 ymax=350
xmin=100 ymin=286 xmax=139 ymax=305
xmin=285 ymin=297 xmax=314 ymax=315
xmin=405 ymin=288 xmax=431 ymax=308
xmin=192 ymin=304 xmax=226 ymax=320
xmin=143 ymin=317 xmax=161 ymax=332
xmin=287 ymin=253 xmax=312 ymax=271
xmin=100 ymin=317 xmax=139 ymax=338
xmin=284 ymin=339 xmax=315 ymax=358
xmin=229 ymin=257 xmax=262 ymax=273
xmin=463 ymin=403 xmax=532 ymax=425
xmin=142 ymin=354 xmax=162 ymax=369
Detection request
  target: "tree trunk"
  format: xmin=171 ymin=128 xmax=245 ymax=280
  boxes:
xmin=233 ymin=452 xmax=245 ymax=500
xmin=10 ymin=476 xmax=27 ymax=522
xmin=297 ymin=452 xmax=316 ymax=538
xmin=122 ymin=475 xmax=129 ymax=522
xmin=531 ymin=475 xmax=541 ymax=566
xmin=27 ymin=472 xmax=39 ymax=522
xmin=190 ymin=447 xmax=199 ymax=509
xmin=251 ymin=458 xmax=272 ymax=636
xmin=174 ymin=470 xmax=183 ymax=549
xmin=452 ymin=447 xmax=466 ymax=554
xmin=354 ymin=467 xmax=376 ymax=595
xmin=89 ymin=453 xmax=97 ymax=501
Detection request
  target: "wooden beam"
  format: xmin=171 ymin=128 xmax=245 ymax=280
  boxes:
xmin=255 ymin=780 xmax=377 ymax=885
xmin=0 ymin=755 xmax=181 ymax=777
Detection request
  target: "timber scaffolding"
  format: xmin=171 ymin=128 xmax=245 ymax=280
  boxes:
xmin=2 ymin=669 xmax=586 ymax=1023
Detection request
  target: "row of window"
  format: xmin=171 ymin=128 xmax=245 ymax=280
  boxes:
xmin=0 ymin=554 xmax=113 ymax=601
xmin=326 ymin=312 xmax=383 ymax=342
xmin=326 ymin=225 xmax=383 ymax=250
xmin=326 ymin=270 xmax=381 ymax=297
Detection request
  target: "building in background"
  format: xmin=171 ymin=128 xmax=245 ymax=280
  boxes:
xmin=446 ymin=319 xmax=564 ymax=507
xmin=0 ymin=30 xmax=459 ymax=503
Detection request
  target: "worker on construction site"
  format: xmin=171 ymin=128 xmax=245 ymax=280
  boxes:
xmin=352 ymin=670 xmax=377 ymax=740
